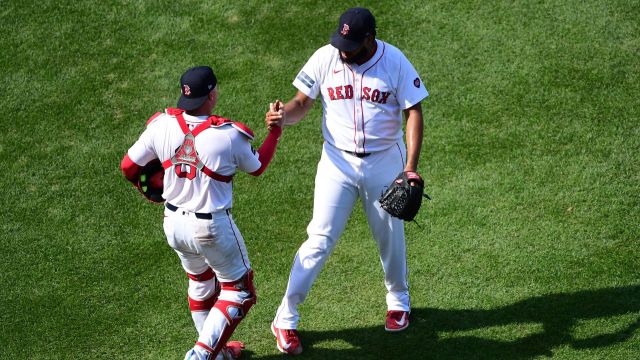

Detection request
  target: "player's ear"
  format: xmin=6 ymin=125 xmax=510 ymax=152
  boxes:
xmin=207 ymin=87 xmax=218 ymax=109
xmin=365 ymin=33 xmax=376 ymax=46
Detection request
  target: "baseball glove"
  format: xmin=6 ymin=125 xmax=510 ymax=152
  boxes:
xmin=378 ymin=171 xmax=431 ymax=221
xmin=137 ymin=159 xmax=165 ymax=203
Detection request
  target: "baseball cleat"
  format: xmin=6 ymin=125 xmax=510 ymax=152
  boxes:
xmin=271 ymin=322 xmax=303 ymax=355
xmin=385 ymin=310 xmax=410 ymax=332
xmin=220 ymin=341 xmax=245 ymax=360
xmin=184 ymin=341 xmax=244 ymax=360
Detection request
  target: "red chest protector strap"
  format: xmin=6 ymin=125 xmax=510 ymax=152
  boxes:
xmin=161 ymin=108 xmax=234 ymax=183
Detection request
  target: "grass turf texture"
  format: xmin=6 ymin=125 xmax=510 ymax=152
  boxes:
xmin=1 ymin=0 xmax=638 ymax=359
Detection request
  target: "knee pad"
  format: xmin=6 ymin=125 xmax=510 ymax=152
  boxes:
xmin=215 ymin=270 xmax=256 ymax=319
xmin=187 ymin=268 xmax=220 ymax=311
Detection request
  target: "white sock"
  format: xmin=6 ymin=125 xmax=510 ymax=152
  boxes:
xmin=191 ymin=311 xmax=209 ymax=334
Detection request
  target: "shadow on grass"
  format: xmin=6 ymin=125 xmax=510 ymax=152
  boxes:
xmin=248 ymin=285 xmax=640 ymax=359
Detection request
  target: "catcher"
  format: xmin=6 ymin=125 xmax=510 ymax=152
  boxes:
xmin=120 ymin=65 xmax=284 ymax=360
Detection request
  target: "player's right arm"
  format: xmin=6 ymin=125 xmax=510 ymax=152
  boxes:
xmin=277 ymin=46 xmax=326 ymax=126
xmin=248 ymin=124 xmax=283 ymax=176
xmin=282 ymin=91 xmax=314 ymax=126
xmin=234 ymin=108 xmax=284 ymax=177
xmin=265 ymin=92 xmax=314 ymax=127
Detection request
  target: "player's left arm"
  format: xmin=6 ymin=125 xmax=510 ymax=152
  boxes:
xmin=396 ymin=52 xmax=427 ymax=179
xmin=121 ymin=154 xmax=143 ymax=184
xmin=121 ymin=118 xmax=160 ymax=185
xmin=403 ymin=101 xmax=424 ymax=175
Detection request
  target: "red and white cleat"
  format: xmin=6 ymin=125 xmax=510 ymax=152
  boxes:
xmin=220 ymin=341 xmax=245 ymax=360
xmin=385 ymin=310 xmax=410 ymax=332
xmin=271 ymin=322 xmax=303 ymax=355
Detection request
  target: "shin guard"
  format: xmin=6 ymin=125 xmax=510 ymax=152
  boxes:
xmin=195 ymin=270 xmax=256 ymax=357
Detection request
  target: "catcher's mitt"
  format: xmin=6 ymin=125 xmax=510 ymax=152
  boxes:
xmin=137 ymin=159 xmax=165 ymax=203
xmin=378 ymin=171 xmax=431 ymax=221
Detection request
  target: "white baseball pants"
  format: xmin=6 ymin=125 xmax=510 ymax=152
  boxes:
xmin=274 ymin=141 xmax=410 ymax=329
xmin=163 ymin=207 xmax=251 ymax=283
xmin=163 ymin=206 xmax=253 ymax=354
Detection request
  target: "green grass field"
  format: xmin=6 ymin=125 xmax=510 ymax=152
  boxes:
xmin=1 ymin=1 xmax=638 ymax=359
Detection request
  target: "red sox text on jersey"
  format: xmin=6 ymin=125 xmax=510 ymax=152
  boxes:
xmin=326 ymin=85 xmax=391 ymax=104
xmin=292 ymin=40 xmax=428 ymax=153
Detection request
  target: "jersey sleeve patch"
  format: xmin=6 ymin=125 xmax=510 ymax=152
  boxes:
xmin=296 ymin=71 xmax=315 ymax=89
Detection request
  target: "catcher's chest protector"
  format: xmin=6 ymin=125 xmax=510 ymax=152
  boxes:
xmin=161 ymin=108 xmax=234 ymax=182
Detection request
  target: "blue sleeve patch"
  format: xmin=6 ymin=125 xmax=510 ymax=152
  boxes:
xmin=296 ymin=71 xmax=315 ymax=88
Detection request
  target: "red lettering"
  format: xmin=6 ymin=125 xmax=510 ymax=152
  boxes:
xmin=336 ymin=86 xmax=345 ymax=100
xmin=344 ymin=85 xmax=353 ymax=99
xmin=371 ymin=89 xmax=380 ymax=102
xmin=363 ymin=87 xmax=371 ymax=100
xmin=379 ymin=91 xmax=391 ymax=104
xmin=327 ymin=87 xmax=337 ymax=101
xmin=175 ymin=164 xmax=196 ymax=180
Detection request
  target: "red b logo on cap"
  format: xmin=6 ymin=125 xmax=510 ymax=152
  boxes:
xmin=341 ymin=23 xmax=350 ymax=36
xmin=183 ymin=85 xmax=191 ymax=96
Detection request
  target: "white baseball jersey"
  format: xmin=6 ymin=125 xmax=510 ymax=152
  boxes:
xmin=293 ymin=39 xmax=429 ymax=154
xmin=127 ymin=111 xmax=261 ymax=212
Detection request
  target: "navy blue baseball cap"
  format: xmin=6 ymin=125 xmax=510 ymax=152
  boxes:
xmin=177 ymin=66 xmax=217 ymax=111
xmin=330 ymin=8 xmax=376 ymax=52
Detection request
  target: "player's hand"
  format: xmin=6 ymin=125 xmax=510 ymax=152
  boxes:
xmin=405 ymin=171 xmax=422 ymax=187
xmin=403 ymin=168 xmax=422 ymax=187
xmin=266 ymin=100 xmax=285 ymax=131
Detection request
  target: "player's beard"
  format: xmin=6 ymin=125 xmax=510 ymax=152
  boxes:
xmin=339 ymin=45 xmax=370 ymax=65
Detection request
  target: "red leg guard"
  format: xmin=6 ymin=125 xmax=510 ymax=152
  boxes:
xmin=188 ymin=294 xmax=217 ymax=312
xmin=186 ymin=268 xmax=220 ymax=312
xmin=186 ymin=267 xmax=216 ymax=282
xmin=208 ymin=270 xmax=256 ymax=356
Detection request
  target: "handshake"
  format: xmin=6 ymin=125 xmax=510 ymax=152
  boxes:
xmin=265 ymin=100 xmax=285 ymax=131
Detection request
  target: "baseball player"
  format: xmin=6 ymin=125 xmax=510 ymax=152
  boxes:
xmin=120 ymin=66 xmax=285 ymax=360
xmin=267 ymin=8 xmax=429 ymax=355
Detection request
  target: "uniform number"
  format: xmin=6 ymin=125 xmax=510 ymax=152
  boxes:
xmin=175 ymin=164 xmax=197 ymax=180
